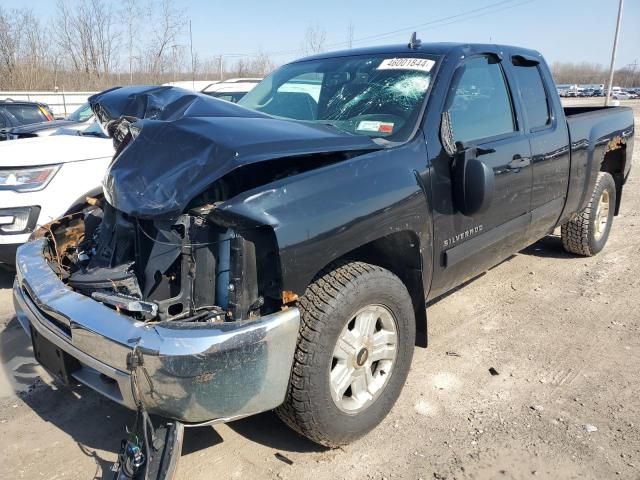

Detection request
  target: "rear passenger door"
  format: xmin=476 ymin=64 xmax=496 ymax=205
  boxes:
xmin=508 ymin=54 xmax=570 ymax=241
xmin=428 ymin=53 xmax=533 ymax=298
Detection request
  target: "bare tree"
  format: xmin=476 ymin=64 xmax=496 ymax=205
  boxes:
xmin=301 ymin=24 xmax=326 ymax=56
xmin=0 ymin=7 xmax=20 ymax=80
xmin=54 ymin=0 xmax=120 ymax=86
xmin=249 ymin=51 xmax=274 ymax=77
xmin=145 ymin=0 xmax=186 ymax=78
xmin=120 ymin=0 xmax=144 ymax=84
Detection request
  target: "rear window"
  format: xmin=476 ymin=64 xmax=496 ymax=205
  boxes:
xmin=1 ymin=104 xmax=48 ymax=125
xmin=512 ymin=61 xmax=551 ymax=130
xmin=208 ymin=92 xmax=248 ymax=103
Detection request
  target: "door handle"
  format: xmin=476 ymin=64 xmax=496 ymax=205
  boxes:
xmin=508 ymin=155 xmax=531 ymax=170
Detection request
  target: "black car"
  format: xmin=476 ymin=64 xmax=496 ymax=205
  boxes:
xmin=0 ymin=102 xmax=93 ymax=141
xmin=0 ymin=100 xmax=55 ymax=130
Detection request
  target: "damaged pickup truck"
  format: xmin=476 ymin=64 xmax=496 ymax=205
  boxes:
xmin=13 ymin=40 xmax=634 ymax=464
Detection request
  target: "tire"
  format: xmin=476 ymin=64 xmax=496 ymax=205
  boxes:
xmin=276 ymin=261 xmax=415 ymax=447
xmin=561 ymin=171 xmax=616 ymax=256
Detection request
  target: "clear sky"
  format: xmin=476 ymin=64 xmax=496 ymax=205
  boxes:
xmin=3 ymin=0 xmax=639 ymax=67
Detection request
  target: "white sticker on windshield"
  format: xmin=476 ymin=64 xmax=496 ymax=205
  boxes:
xmin=377 ymin=58 xmax=435 ymax=72
xmin=357 ymin=121 xmax=394 ymax=134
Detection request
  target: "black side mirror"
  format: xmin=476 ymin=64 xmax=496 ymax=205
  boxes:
xmin=439 ymin=112 xmax=495 ymax=216
xmin=451 ymin=141 xmax=495 ymax=216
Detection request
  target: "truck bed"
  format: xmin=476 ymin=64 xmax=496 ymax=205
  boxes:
xmin=564 ymin=105 xmax=626 ymax=117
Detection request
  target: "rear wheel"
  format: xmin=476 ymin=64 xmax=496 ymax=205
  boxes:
xmin=276 ymin=261 xmax=415 ymax=447
xmin=561 ymin=171 xmax=616 ymax=256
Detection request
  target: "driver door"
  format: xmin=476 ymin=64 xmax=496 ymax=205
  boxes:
xmin=427 ymin=53 xmax=533 ymax=298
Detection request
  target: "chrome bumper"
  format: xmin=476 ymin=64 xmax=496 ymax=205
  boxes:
xmin=13 ymin=238 xmax=300 ymax=424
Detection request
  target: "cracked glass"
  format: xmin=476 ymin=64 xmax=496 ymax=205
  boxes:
xmin=239 ymin=54 xmax=438 ymax=144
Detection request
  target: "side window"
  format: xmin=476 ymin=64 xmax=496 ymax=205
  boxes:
xmin=447 ymin=56 xmax=515 ymax=143
xmin=3 ymin=104 xmax=47 ymax=125
xmin=512 ymin=60 xmax=550 ymax=130
xmin=0 ymin=111 xmax=6 ymax=128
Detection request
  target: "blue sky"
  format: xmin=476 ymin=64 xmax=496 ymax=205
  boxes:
xmin=4 ymin=0 xmax=639 ymax=67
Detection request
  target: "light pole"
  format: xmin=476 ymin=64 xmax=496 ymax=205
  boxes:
xmin=605 ymin=0 xmax=624 ymax=106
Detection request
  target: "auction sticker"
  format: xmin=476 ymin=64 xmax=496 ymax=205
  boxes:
xmin=357 ymin=120 xmax=395 ymax=133
xmin=377 ymin=57 xmax=435 ymax=72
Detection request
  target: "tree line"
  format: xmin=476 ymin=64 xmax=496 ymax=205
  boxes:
xmin=0 ymin=0 xmax=276 ymax=91
xmin=551 ymin=61 xmax=640 ymax=88
xmin=1 ymin=2 xmax=638 ymax=92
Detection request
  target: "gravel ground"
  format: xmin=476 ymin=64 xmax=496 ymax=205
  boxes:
xmin=0 ymin=98 xmax=638 ymax=480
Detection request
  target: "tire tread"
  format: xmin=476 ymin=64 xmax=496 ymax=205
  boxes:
xmin=276 ymin=260 xmax=398 ymax=447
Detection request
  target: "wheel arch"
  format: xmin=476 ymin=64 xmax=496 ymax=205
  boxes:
xmin=600 ymin=141 xmax=626 ymax=215
xmin=307 ymin=230 xmax=428 ymax=348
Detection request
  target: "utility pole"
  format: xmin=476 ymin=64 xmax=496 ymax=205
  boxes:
xmin=605 ymin=0 xmax=624 ymax=106
xmin=189 ymin=20 xmax=195 ymax=90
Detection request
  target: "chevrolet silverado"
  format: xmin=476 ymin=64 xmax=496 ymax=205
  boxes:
xmin=12 ymin=41 xmax=634 ymax=475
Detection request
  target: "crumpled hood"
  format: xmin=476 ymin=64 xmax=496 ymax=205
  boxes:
xmin=89 ymin=86 xmax=382 ymax=219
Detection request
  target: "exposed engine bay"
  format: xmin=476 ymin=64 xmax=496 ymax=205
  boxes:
xmin=42 ymin=197 xmax=283 ymax=324
xmin=34 ymin=85 xmax=382 ymax=325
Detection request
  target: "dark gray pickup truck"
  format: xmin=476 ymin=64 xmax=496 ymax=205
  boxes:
xmin=13 ymin=41 xmax=634 ymax=476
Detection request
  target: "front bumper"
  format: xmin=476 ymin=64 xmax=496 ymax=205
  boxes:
xmin=13 ymin=238 xmax=300 ymax=424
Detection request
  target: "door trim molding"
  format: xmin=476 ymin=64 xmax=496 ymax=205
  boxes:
xmin=444 ymin=213 xmax=530 ymax=267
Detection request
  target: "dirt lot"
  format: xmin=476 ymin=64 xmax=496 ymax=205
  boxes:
xmin=0 ymin=98 xmax=638 ymax=480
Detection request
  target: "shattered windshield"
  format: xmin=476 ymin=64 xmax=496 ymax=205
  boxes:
xmin=238 ymin=54 xmax=438 ymax=143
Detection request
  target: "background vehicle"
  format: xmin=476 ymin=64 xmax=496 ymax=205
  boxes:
xmin=0 ymin=100 xmax=54 ymax=130
xmin=13 ymin=43 xmax=634 ymax=458
xmin=162 ymin=80 xmax=219 ymax=91
xmin=612 ymin=91 xmax=632 ymax=100
xmin=0 ymin=102 xmax=95 ymax=141
xmin=201 ymin=78 xmax=262 ymax=102
xmin=0 ymin=123 xmax=114 ymax=264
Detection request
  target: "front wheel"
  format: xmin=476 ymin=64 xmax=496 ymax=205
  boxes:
xmin=276 ymin=261 xmax=415 ymax=447
xmin=561 ymin=171 xmax=616 ymax=256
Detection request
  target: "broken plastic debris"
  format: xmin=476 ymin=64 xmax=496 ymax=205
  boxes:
xmin=274 ymin=453 xmax=294 ymax=465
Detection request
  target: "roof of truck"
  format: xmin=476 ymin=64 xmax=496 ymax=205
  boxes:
xmin=290 ymin=42 xmax=542 ymax=64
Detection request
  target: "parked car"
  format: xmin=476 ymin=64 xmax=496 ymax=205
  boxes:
xmin=0 ymin=102 xmax=95 ymax=141
xmin=201 ymin=78 xmax=262 ymax=102
xmin=13 ymin=42 xmax=634 ymax=477
xmin=612 ymin=91 xmax=632 ymax=100
xmin=162 ymin=80 xmax=220 ymax=92
xmin=0 ymin=123 xmax=114 ymax=264
xmin=0 ymin=100 xmax=54 ymax=130
xmin=625 ymin=89 xmax=639 ymax=99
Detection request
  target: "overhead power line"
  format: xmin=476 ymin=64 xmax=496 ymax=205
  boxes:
xmin=213 ymin=0 xmax=538 ymax=60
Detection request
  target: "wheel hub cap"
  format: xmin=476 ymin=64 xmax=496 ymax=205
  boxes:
xmin=329 ymin=304 xmax=398 ymax=413
xmin=355 ymin=347 xmax=369 ymax=367
xmin=594 ymin=189 xmax=610 ymax=241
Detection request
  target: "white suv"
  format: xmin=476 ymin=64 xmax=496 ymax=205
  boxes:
xmin=0 ymin=126 xmax=113 ymax=265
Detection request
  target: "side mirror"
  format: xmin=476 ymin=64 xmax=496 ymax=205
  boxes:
xmin=451 ymin=141 xmax=495 ymax=216
xmin=440 ymin=112 xmax=495 ymax=216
